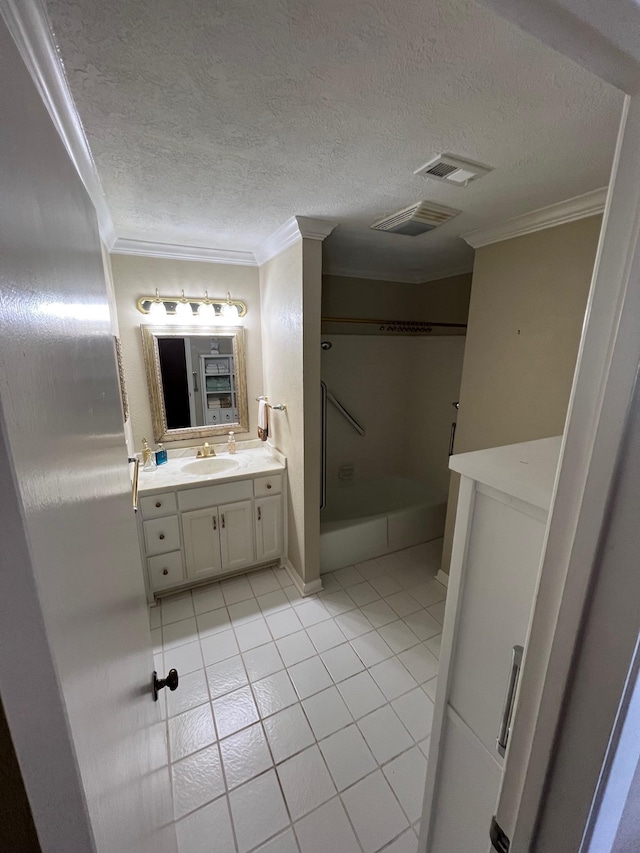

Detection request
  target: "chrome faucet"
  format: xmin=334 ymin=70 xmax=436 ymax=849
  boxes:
xmin=196 ymin=441 xmax=216 ymax=459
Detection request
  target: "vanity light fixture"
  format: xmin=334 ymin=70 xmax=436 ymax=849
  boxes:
xmin=137 ymin=292 xmax=247 ymax=322
xmin=147 ymin=289 xmax=167 ymax=321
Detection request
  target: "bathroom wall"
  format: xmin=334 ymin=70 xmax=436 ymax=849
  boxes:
xmin=110 ymin=254 xmax=263 ymax=450
xmin=320 ymin=273 xmax=471 ymax=505
xmin=260 ymin=239 xmax=323 ymax=589
xmin=441 ymin=214 xmax=603 ymax=573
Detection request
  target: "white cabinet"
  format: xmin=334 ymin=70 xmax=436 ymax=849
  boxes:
xmin=422 ymin=437 xmax=561 ymax=853
xmin=137 ymin=470 xmax=286 ymax=600
xmin=255 ymin=495 xmax=284 ymax=563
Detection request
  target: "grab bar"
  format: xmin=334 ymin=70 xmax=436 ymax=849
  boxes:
xmin=326 ymin=389 xmax=365 ymax=436
xmin=320 ymin=382 xmax=327 ymax=510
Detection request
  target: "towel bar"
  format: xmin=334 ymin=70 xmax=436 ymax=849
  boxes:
xmin=256 ymin=395 xmax=287 ymax=412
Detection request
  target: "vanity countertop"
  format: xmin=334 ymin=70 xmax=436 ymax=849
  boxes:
xmin=137 ymin=444 xmax=286 ymax=495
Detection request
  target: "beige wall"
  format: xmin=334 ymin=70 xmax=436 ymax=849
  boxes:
xmin=441 ymin=215 xmax=602 ymax=572
xmin=260 ymin=239 xmax=323 ymax=588
xmin=110 ymin=254 xmax=263 ymax=450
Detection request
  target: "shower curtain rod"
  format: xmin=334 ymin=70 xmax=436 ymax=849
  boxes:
xmin=321 ymin=316 xmax=467 ymax=328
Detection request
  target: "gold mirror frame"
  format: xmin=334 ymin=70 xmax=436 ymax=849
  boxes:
xmin=141 ymin=325 xmax=249 ymax=443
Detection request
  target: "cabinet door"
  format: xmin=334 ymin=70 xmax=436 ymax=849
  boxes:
xmin=255 ymin=495 xmax=283 ymax=563
xmin=182 ymin=507 xmax=222 ymax=579
xmin=219 ymin=500 xmax=255 ymax=571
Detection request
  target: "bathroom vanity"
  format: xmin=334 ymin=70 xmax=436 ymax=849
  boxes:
xmin=135 ymin=444 xmax=287 ymax=602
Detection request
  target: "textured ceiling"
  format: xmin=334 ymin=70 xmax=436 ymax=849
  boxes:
xmin=45 ymin=0 xmax=623 ymax=280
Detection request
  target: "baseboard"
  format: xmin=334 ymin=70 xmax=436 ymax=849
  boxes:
xmin=436 ymin=569 xmax=449 ymax=588
xmin=282 ymin=559 xmax=324 ymax=597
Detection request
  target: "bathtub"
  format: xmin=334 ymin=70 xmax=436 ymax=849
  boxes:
xmin=320 ymin=477 xmax=447 ymax=573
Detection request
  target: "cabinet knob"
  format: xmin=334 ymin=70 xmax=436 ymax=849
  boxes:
xmin=159 ymin=533 xmax=165 ymax=540
xmin=162 ymin=568 xmax=169 ymax=576
xmin=267 ymin=483 xmax=272 ymax=490
xmin=155 ymin=501 xmax=162 ymax=508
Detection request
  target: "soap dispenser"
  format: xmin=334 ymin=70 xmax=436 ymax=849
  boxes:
xmin=227 ymin=431 xmax=236 ymax=455
xmin=141 ymin=437 xmax=157 ymax=471
xmin=155 ymin=442 xmax=168 ymax=466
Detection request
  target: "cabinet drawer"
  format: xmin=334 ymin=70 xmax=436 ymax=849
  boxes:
xmin=139 ymin=492 xmax=177 ymax=519
xmin=205 ymin=410 xmax=222 ymax=425
xmin=254 ymin=474 xmax=283 ymax=497
xmin=148 ymin=551 xmax=184 ymax=590
xmin=178 ymin=480 xmax=253 ymax=512
xmin=143 ymin=516 xmax=181 ymax=556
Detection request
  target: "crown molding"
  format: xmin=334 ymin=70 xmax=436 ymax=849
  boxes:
xmin=255 ymin=216 xmax=337 ymax=265
xmin=2 ymin=0 xmax=117 ymax=247
xmin=462 ymin=187 xmax=608 ymax=249
xmin=323 ymin=262 xmax=474 ymax=285
xmin=111 ymin=238 xmax=257 ymax=266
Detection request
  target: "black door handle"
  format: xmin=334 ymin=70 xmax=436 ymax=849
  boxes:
xmin=153 ymin=668 xmax=179 ymax=701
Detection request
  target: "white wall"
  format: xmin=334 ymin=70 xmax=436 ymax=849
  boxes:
xmin=110 ymin=254 xmax=263 ymax=450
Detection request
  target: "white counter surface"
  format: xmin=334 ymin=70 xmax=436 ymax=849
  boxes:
xmin=137 ymin=444 xmax=286 ymax=495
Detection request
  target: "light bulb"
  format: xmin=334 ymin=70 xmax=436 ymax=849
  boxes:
xmin=148 ymin=290 xmax=167 ymax=322
xmin=198 ymin=291 xmax=216 ymax=320
xmin=175 ymin=290 xmax=193 ymax=320
xmin=221 ymin=293 xmax=240 ymax=322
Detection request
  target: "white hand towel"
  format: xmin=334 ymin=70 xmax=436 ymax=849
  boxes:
xmin=258 ymin=399 xmax=269 ymax=442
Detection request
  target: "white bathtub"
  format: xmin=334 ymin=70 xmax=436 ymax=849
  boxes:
xmin=320 ymin=477 xmax=446 ymax=573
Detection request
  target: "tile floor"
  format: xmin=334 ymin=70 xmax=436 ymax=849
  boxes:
xmin=151 ymin=539 xmax=446 ymax=853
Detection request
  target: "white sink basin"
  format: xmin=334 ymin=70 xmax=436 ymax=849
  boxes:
xmin=181 ymin=458 xmax=240 ymax=476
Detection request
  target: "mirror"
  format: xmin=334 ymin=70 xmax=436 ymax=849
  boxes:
xmin=141 ymin=325 xmax=249 ymax=442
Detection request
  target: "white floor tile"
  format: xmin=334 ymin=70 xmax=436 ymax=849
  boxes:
xmin=252 ymin=669 xmax=298 ymax=717
xmin=320 ymin=590 xmax=357 ymax=616
xmin=201 ymin=629 xmax=239 ymax=666
xmin=242 ymin=642 xmax=283 ymax=682
xmin=418 ymin=736 xmax=431 ymax=758
xmin=263 ymin=702 xmax=315 ymax=764
xmin=288 ymin=656 xmax=332 ymax=700
xmin=348 ymin=581 xmax=381 ymax=607
xmin=394 ymin=567 xmax=427 ymax=590
xmin=350 ymin=631 xmax=394 ymax=667
xmin=219 ymin=721 xmax=273 ymax=789
xmin=175 ymin=795 xmax=235 ymax=853
xmin=306 ymin=619 xmax=346 ymax=653
xmin=276 ymin=630 xmax=316 ymax=666
xmin=274 ymin=567 xmax=294 ymax=589
xmin=427 ymin=600 xmax=446 ymax=624
xmin=357 ymin=705 xmax=413 ymax=765
xmin=356 ymin=557 xmax=389 ymax=579
xmin=295 ymin=599 xmax=331 ymax=627
xmin=266 ymin=608 xmax=304 ymax=639
xmin=161 ymin=592 xmax=194 ymax=625
xmin=380 ymin=829 xmax=418 ymax=853
xmin=385 ymin=591 xmax=423 ymax=618
xmin=425 ymin=633 xmax=442 ymax=660
xmin=383 ymin=746 xmax=428 ymax=822
xmin=338 ymin=671 xmax=387 ymax=719
xmin=369 ymin=658 xmax=418 ymax=701
xmin=257 ymin=589 xmax=291 ymax=615
xmin=213 ymin=685 xmax=259 ymax=739
xmin=168 ymin=668 xmax=209 ymax=717
xmin=235 ymin=617 xmax=272 ymax=652
xmin=342 ymin=770 xmax=409 ymax=853
xmin=375 ymin=553 xmax=405 ymax=574
xmin=192 ymin=583 xmax=225 ymax=616
xmin=360 ymin=599 xmax=398 ymax=629
xmin=228 ymin=597 xmax=263 ymax=626
xmin=249 ymin=569 xmax=281 ymax=597
xmin=317 ymin=573 xmax=342 ymax=595
xmin=391 ymin=688 xmax=434 ymax=741
xmin=402 ymin=608 xmax=442 ymax=641
xmin=168 ymin=704 xmax=216 ymax=762
xmin=207 ymin=655 xmax=248 ymax=700
xmin=334 ymin=610 xmax=374 ymax=640
xmin=164 ymin=640 xmax=203 ymax=676
xmin=319 ymin=724 xmax=377 ymax=790
xmin=409 ymin=580 xmax=446 ymax=609
xmin=333 ymin=565 xmax=365 ymax=588
xmin=302 ymin=686 xmax=353 ymax=740
xmin=378 ymin=621 xmax=420 ymax=654
xmin=294 ymin=797 xmax=361 ymax=853
xmin=229 ymin=769 xmax=289 ymax=853
xmin=277 ymin=745 xmax=336 ymax=820
xmin=163 ymin=616 xmax=199 ymax=651
xmin=196 ymin=607 xmax=231 ymax=638
xmin=172 ymin=744 xmax=225 ymax=819
xmin=369 ymin=575 xmax=403 ymax=597
xmin=321 ymin=643 xmax=365 ymax=683
xmin=221 ymin=576 xmax=254 ymax=605
xmin=254 ymin=828 xmax=300 ymax=853
xmin=423 ymin=676 xmax=437 ymax=703
xmin=398 ymin=644 xmax=439 ymax=684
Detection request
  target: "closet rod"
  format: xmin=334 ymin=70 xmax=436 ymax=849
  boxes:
xmin=321 ymin=316 xmax=467 ymax=328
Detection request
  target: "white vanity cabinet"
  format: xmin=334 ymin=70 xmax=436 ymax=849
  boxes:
xmin=136 ymin=468 xmax=286 ymax=601
xmin=422 ymin=437 xmax=560 ymax=853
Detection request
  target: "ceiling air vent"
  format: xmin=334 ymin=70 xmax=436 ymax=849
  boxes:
xmin=414 ymin=154 xmax=492 ymax=186
xmin=371 ymin=200 xmax=460 ymax=236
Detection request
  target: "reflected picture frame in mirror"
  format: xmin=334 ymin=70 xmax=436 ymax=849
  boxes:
xmin=141 ymin=325 xmax=249 ymax=443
